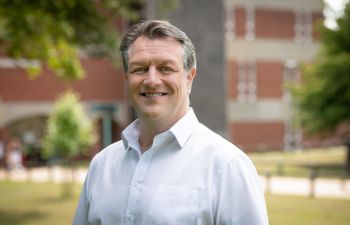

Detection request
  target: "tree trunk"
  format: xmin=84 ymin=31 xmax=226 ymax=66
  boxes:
xmin=345 ymin=136 xmax=350 ymax=175
xmin=60 ymin=161 xmax=75 ymax=199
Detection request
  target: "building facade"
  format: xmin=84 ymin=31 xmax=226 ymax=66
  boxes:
xmin=0 ymin=0 xmax=338 ymax=165
xmin=224 ymin=0 xmax=330 ymax=152
xmin=0 ymin=56 xmax=130 ymax=163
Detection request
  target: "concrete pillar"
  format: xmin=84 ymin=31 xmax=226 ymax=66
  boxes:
xmin=166 ymin=0 xmax=227 ymax=136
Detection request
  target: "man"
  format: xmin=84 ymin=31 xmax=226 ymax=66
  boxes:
xmin=72 ymin=20 xmax=268 ymax=225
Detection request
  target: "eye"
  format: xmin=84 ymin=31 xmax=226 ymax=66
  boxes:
xmin=159 ymin=66 xmax=174 ymax=74
xmin=130 ymin=67 xmax=148 ymax=74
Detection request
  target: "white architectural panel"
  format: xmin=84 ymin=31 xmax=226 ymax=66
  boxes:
xmin=224 ymin=0 xmax=323 ymax=11
xmin=0 ymin=101 xmax=127 ymax=127
xmin=227 ymin=39 xmax=320 ymax=61
xmin=227 ymin=100 xmax=290 ymax=122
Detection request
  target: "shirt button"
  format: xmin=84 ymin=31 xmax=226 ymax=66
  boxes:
xmin=134 ymin=181 xmax=141 ymax=187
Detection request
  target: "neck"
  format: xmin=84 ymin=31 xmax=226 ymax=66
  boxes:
xmin=138 ymin=118 xmax=172 ymax=152
xmin=138 ymin=108 xmax=190 ymax=152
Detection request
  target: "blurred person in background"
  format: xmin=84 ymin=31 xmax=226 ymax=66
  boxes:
xmin=73 ymin=20 xmax=268 ymax=225
xmin=0 ymin=141 xmax=4 ymax=167
xmin=5 ymin=138 xmax=24 ymax=170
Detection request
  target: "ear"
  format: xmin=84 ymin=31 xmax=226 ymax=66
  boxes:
xmin=186 ymin=67 xmax=196 ymax=94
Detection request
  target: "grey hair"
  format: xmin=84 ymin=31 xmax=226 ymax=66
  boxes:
xmin=119 ymin=20 xmax=196 ymax=73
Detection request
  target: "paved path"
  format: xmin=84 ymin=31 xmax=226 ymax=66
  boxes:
xmin=0 ymin=167 xmax=87 ymax=184
xmin=1 ymin=167 xmax=350 ymax=199
xmin=260 ymin=176 xmax=350 ymax=199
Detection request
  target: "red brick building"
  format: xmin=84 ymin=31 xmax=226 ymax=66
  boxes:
xmin=0 ymin=56 xmax=129 ymax=162
xmin=0 ymin=0 xmax=340 ymax=164
xmin=224 ymin=0 xmax=341 ymax=151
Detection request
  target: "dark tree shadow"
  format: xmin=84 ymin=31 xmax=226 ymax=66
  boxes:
xmin=299 ymin=163 xmax=347 ymax=177
xmin=0 ymin=210 xmax=46 ymax=224
xmin=36 ymin=196 xmax=71 ymax=203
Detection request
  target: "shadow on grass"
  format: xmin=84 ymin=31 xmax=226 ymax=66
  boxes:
xmin=36 ymin=196 xmax=77 ymax=204
xmin=299 ymin=163 xmax=347 ymax=176
xmin=0 ymin=210 xmax=46 ymax=224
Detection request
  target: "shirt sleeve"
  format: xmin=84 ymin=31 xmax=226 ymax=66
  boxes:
xmin=214 ymin=151 xmax=269 ymax=225
xmin=72 ymin=158 xmax=97 ymax=225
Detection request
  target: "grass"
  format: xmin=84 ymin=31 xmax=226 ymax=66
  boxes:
xmin=0 ymin=181 xmax=81 ymax=225
xmin=248 ymin=146 xmax=348 ymax=178
xmin=266 ymin=195 xmax=350 ymax=225
xmin=1 ymin=181 xmax=350 ymax=225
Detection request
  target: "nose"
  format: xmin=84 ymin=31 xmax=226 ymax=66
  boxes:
xmin=143 ymin=66 xmax=161 ymax=86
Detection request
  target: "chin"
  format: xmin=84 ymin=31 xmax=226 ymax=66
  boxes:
xmin=139 ymin=110 xmax=163 ymax=120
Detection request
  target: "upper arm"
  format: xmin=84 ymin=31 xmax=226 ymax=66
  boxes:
xmin=72 ymin=158 xmax=98 ymax=225
xmin=214 ymin=153 xmax=269 ymax=225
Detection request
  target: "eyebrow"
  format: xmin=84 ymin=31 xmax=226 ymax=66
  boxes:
xmin=129 ymin=62 xmax=146 ymax=67
xmin=129 ymin=59 xmax=178 ymax=67
xmin=157 ymin=60 xmax=177 ymax=66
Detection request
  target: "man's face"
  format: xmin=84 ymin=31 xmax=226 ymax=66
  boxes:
xmin=125 ymin=36 xmax=196 ymax=125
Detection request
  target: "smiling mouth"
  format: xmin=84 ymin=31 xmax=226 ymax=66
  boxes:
xmin=141 ymin=92 xmax=167 ymax=97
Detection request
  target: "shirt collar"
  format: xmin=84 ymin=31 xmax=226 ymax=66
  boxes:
xmin=121 ymin=119 xmax=141 ymax=152
xmin=121 ymin=108 xmax=200 ymax=151
xmin=169 ymin=108 xmax=199 ymax=148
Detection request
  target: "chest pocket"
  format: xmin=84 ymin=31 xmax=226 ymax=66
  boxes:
xmin=146 ymin=184 xmax=204 ymax=225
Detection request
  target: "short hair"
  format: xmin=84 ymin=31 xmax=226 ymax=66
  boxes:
xmin=119 ymin=20 xmax=196 ymax=73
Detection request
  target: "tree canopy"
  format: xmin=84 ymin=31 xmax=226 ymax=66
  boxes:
xmin=292 ymin=3 xmax=350 ymax=136
xmin=0 ymin=0 xmax=141 ymax=80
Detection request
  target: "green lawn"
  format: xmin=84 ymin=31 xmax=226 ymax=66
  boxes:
xmin=0 ymin=181 xmax=81 ymax=225
xmin=1 ymin=181 xmax=350 ymax=225
xmin=248 ymin=146 xmax=348 ymax=178
xmin=266 ymin=195 xmax=350 ymax=225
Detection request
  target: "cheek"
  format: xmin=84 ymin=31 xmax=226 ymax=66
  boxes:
xmin=181 ymin=78 xmax=192 ymax=93
xmin=127 ymin=78 xmax=141 ymax=92
xmin=174 ymin=80 xmax=188 ymax=95
xmin=183 ymin=77 xmax=192 ymax=92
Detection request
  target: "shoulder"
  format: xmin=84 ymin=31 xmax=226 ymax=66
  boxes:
xmin=89 ymin=140 xmax=125 ymax=170
xmin=192 ymin=123 xmax=254 ymax=170
xmin=193 ymin=123 xmax=242 ymax=155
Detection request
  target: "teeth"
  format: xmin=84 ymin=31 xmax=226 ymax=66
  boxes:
xmin=144 ymin=93 xmax=164 ymax=97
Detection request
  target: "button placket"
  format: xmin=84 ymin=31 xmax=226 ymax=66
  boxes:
xmin=124 ymin=148 xmax=156 ymax=225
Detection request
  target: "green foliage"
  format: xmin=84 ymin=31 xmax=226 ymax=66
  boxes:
xmin=44 ymin=91 xmax=95 ymax=159
xmin=0 ymin=0 xmax=141 ymax=80
xmin=155 ymin=0 xmax=179 ymax=18
xmin=291 ymin=3 xmax=350 ymax=135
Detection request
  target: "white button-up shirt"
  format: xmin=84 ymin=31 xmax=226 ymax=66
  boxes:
xmin=72 ymin=109 xmax=268 ymax=225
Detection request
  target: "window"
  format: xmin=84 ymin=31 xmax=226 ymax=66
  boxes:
xmin=237 ymin=61 xmax=256 ymax=103
xmin=245 ymin=6 xmax=255 ymax=41
xmin=283 ymin=59 xmax=302 ymax=150
xmin=225 ymin=3 xmax=235 ymax=40
xmin=294 ymin=10 xmax=313 ymax=44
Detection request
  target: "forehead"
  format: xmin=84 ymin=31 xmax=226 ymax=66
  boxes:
xmin=128 ymin=36 xmax=184 ymax=64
